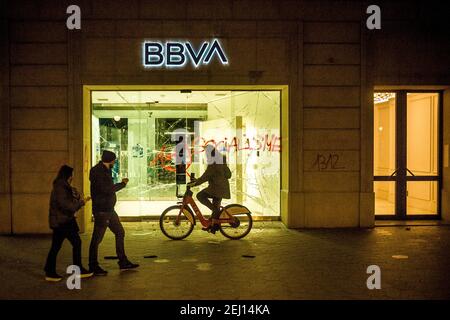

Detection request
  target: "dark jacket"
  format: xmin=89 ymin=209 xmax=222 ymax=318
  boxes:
xmin=49 ymin=179 xmax=84 ymax=229
xmin=194 ymin=163 xmax=232 ymax=199
xmin=90 ymin=161 xmax=125 ymax=213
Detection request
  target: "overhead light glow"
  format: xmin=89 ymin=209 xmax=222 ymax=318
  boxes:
xmin=374 ymin=92 xmax=395 ymax=104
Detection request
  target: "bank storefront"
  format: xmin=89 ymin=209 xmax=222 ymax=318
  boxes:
xmin=1 ymin=1 xmax=449 ymax=234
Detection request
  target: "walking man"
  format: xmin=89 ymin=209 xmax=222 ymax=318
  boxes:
xmin=88 ymin=150 xmax=139 ymax=275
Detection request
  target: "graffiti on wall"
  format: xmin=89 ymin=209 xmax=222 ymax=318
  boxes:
xmin=311 ymin=153 xmax=346 ymax=171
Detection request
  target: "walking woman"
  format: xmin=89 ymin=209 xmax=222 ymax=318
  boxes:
xmin=44 ymin=165 xmax=93 ymax=281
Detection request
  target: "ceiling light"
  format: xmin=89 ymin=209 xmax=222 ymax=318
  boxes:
xmin=374 ymin=92 xmax=395 ymax=104
xmin=113 ymin=116 xmax=121 ymax=121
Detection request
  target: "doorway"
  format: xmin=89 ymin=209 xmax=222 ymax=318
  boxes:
xmin=374 ymin=91 xmax=442 ymax=219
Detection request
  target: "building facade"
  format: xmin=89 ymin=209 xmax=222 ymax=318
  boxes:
xmin=0 ymin=0 xmax=449 ymax=234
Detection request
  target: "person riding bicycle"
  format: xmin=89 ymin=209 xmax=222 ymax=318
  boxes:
xmin=187 ymin=145 xmax=232 ymax=234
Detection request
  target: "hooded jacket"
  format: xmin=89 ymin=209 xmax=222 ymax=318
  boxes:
xmin=89 ymin=161 xmax=125 ymax=213
xmin=49 ymin=179 xmax=85 ymax=229
xmin=194 ymin=163 xmax=232 ymax=199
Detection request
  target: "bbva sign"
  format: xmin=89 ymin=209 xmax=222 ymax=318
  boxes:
xmin=142 ymin=39 xmax=228 ymax=68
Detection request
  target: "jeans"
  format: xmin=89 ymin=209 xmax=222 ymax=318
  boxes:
xmin=196 ymin=189 xmax=222 ymax=219
xmin=44 ymin=220 xmax=82 ymax=274
xmin=88 ymin=211 xmax=127 ymax=268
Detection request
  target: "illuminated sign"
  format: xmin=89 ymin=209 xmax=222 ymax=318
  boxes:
xmin=142 ymin=39 xmax=228 ymax=68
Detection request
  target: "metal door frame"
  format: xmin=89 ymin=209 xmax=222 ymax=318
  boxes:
xmin=374 ymin=90 xmax=443 ymax=220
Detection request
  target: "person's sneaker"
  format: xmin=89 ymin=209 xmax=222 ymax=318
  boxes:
xmin=210 ymin=224 xmax=220 ymax=234
xmin=90 ymin=265 xmax=108 ymax=276
xmin=45 ymin=272 xmax=63 ymax=282
xmin=119 ymin=261 xmax=140 ymax=271
xmin=80 ymin=267 xmax=94 ymax=279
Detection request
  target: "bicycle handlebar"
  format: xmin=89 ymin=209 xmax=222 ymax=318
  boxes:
xmin=176 ymin=172 xmax=196 ymax=198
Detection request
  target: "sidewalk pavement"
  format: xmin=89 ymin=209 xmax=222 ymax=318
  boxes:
xmin=0 ymin=222 xmax=449 ymax=299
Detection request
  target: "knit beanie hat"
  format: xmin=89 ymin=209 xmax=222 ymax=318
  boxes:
xmin=101 ymin=150 xmax=117 ymax=163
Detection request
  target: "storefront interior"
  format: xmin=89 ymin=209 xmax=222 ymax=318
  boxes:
xmin=90 ymin=90 xmax=281 ymax=218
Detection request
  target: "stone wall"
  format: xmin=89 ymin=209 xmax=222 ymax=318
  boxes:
xmin=1 ymin=0 xmax=449 ymax=233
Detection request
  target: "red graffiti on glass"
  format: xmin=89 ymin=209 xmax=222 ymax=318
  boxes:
xmin=197 ymin=133 xmax=281 ymax=153
xmin=150 ymin=134 xmax=281 ymax=175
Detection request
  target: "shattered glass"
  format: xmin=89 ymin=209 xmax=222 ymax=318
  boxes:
xmin=91 ymin=90 xmax=281 ymax=217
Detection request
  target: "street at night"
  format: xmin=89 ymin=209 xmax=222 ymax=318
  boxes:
xmin=1 ymin=222 xmax=449 ymax=300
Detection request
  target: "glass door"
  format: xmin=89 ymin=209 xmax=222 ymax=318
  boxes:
xmin=374 ymin=91 xmax=441 ymax=219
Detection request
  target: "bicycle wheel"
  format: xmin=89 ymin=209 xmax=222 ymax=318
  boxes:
xmin=160 ymin=205 xmax=195 ymax=240
xmin=219 ymin=204 xmax=253 ymax=240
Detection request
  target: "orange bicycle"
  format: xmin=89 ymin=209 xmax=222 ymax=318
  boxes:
xmin=160 ymin=174 xmax=253 ymax=240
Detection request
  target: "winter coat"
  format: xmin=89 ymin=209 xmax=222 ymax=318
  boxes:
xmin=49 ymin=179 xmax=85 ymax=229
xmin=194 ymin=163 xmax=232 ymax=199
xmin=90 ymin=161 xmax=126 ymax=213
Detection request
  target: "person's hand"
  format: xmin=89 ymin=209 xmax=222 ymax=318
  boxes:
xmin=84 ymin=196 xmax=91 ymax=202
xmin=122 ymin=178 xmax=129 ymax=185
